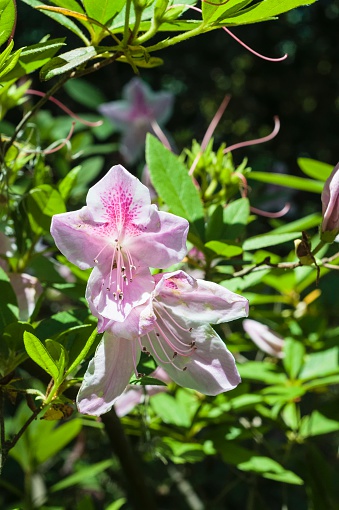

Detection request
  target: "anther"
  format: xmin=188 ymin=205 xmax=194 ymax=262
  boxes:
xmin=183 ymin=366 xmax=187 ymax=371
xmin=173 ymin=351 xmax=178 ymax=358
xmin=121 ymin=266 xmax=125 ymax=271
xmin=156 ymin=333 xmax=160 ymax=337
xmin=189 ymin=327 xmax=193 ymax=332
xmin=94 ymin=258 xmax=98 ymax=263
xmin=142 ymin=346 xmax=147 ymax=352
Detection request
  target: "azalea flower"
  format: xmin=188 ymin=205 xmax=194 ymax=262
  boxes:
xmin=243 ymin=319 xmax=284 ymax=358
xmin=98 ymin=78 xmax=174 ymax=163
xmin=321 ymin=162 xmax=339 ymax=243
xmin=0 ymin=232 xmax=42 ymax=321
xmin=77 ymin=270 xmax=249 ymax=416
xmin=51 ymin=165 xmax=189 ymax=326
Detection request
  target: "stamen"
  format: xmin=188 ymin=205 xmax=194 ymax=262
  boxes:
xmin=155 ymin=321 xmax=195 ymax=357
xmin=131 ymin=341 xmax=140 ymax=379
xmin=154 ymin=300 xmax=193 ymax=334
xmin=223 ymin=116 xmax=281 ymax=155
xmin=146 ymin=333 xmax=187 ymax=372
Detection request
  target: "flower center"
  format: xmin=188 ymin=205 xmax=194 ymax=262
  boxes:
xmin=138 ymin=301 xmax=197 ymax=374
xmin=93 ymin=239 xmax=136 ymax=304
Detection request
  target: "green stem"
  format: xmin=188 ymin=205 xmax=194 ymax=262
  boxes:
xmin=312 ymin=240 xmax=326 ymax=256
xmin=101 ymin=409 xmax=157 ymax=510
xmin=141 ymin=23 xmax=211 ymax=52
xmin=135 ymin=16 xmax=160 ymax=45
xmin=130 ymin=5 xmax=144 ymax=42
xmin=123 ymin=0 xmax=132 ymax=47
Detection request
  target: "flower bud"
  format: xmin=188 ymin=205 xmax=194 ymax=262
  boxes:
xmin=243 ymin=319 xmax=284 ymax=358
xmin=321 ymin=162 xmax=339 ymax=243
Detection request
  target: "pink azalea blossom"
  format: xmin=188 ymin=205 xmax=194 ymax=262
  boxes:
xmin=243 ymin=319 xmax=284 ymax=358
xmin=77 ymin=270 xmax=249 ymax=416
xmin=98 ymin=78 xmax=174 ymax=163
xmin=51 ymin=165 xmax=189 ymax=326
xmin=0 ymin=232 xmax=42 ymax=321
xmin=321 ymin=162 xmax=339 ymax=242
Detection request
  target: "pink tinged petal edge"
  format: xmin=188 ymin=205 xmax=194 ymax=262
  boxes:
xmin=9 ymin=273 xmax=43 ymax=321
xmin=243 ymin=319 xmax=284 ymax=359
xmin=86 ymin=265 xmax=155 ymax=325
xmin=321 ymin=162 xmax=339 ymax=232
xmin=130 ymin=210 xmax=189 ymax=268
xmin=50 ymin=207 xmax=106 ymax=270
xmin=154 ymin=270 xmax=249 ymax=323
xmin=143 ymin=324 xmax=241 ymax=395
xmin=77 ymin=333 xmax=140 ymax=416
xmin=86 ymin=164 xmax=152 ymax=226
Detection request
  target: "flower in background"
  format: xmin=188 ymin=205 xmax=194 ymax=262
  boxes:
xmin=321 ymin=162 xmax=339 ymax=243
xmin=243 ymin=319 xmax=284 ymax=358
xmin=114 ymin=367 xmax=170 ymax=417
xmin=98 ymin=78 xmax=174 ymax=163
xmin=51 ymin=165 xmax=189 ymax=327
xmin=0 ymin=232 xmax=42 ymax=321
xmin=77 ymin=270 xmax=249 ymax=416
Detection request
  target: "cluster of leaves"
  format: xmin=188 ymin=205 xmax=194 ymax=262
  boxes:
xmin=1 ymin=1 xmax=339 ymax=510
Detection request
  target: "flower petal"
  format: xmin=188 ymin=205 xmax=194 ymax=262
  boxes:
xmin=86 ymin=164 xmax=152 ymax=226
xmin=154 ymin=270 xmax=249 ymax=323
xmin=243 ymin=319 xmax=284 ymax=358
xmin=51 ymin=206 xmax=107 ymax=270
xmin=86 ymin=264 xmax=154 ymax=324
xmin=9 ymin=273 xmax=43 ymax=321
xmin=143 ymin=324 xmax=241 ymax=395
xmin=130 ymin=210 xmax=189 ymax=268
xmin=77 ymin=333 xmax=139 ymax=416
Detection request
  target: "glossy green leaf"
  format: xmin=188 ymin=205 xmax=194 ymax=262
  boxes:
xmin=0 ymin=0 xmax=15 ymax=46
xmin=283 ymin=338 xmax=305 ymax=379
xmin=222 ymin=198 xmax=250 ymax=240
xmin=21 ymin=0 xmax=89 ymax=44
xmin=205 ymin=240 xmax=243 ymax=258
xmin=35 ymin=418 xmax=82 ymax=464
xmin=270 ymin=213 xmax=322 ymax=234
xmin=222 ymin=0 xmax=317 ymax=25
xmin=65 ymin=327 xmax=99 ymax=376
xmin=249 ymin=171 xmax=323 ymax=193
xmin=51 ymin=459 xmax=114 ymax=492
xmin=45 ymin=339 xmax=67 ymax=378
xmin=299 ymin=411 xmax=339 ymax=438
xmin=243 ymin=232 xmax=300 ymax=251
xmin=2 ymin=39 xmax=66 ymax=82
xmin=23 ymin=331 xmax=59 ymax=380
xmin=26 ymin=184 xmax=66 ymax=235
xmin=40 ymin=46 xmax=97 ymax=80
xmin=202 ymin=0 xmax=251 ymax=24
xmin=64 ymin=78 xmax=106 ymax=109
xmin=299 ymin=347 xmax=339 ymax=381
xmin=150 ymin=393 xmax=192 ymax=427
xmin=146 ymin=134 xmax=204 ymax=237
xmin=58 ymin=165 xmax=81 ymax=200
xmin=214 ymin=442 xmax=303 ymax=485
xmin=83 ymin=0 xmax=126 ymax=25
xmin=238 ymin=362 xmax=287 ymax=384
xmin=297 ymin=158 xmax=333 ymax=181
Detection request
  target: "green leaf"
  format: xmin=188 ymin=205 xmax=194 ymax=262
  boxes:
xmin=249 ymin=171 xmax=324 ymax=193
xmin=299 ymin=347 xmax=339 ymax=381
xmin=146 ymin=134 xmax=204 ymax=238
xmin=238 ymin=361 xmax=287 ymax=385
xmin=26 ymin=184 xmax=66 ymax=235
xmin=243 ymin=232 xmax=300 ymax=251
xmin=283 ymin=338 xmax=305 ymax=379
xmin=58 ymin=165 xmax=81 ymax=200
xmin=269 ymin=213 xmax=322 ymax=234
xmin=35 ymin=418 xmax=82 ymax=464
xmin=21 ymin=0 xmax=89 ymax=44
xmin=0 ymin=0 xmax=15 ymax=46
xmin=150 ymin=393 xmax=192 ymax=427
xmin=45 ymin=339 xmax=67 ymax=379
xmin=65 ymin=327 xmax=99 ymax=376
xmin=214 ymin=442 xmax=303 ymax=485
xmin=297 ymin=158 xmax=333 ymax=181
xmin=23 ymin=331 xmax=59 ymax=380
xmin=222 ymin=198 xmax=250 ymax=240
xmin=40 ymin=46 xmax=97 ymax=80
xmin=51 ymin=459 xmax=114 ymax=492
xmin=83 ymin=0 xmax=126 ymax=25
xmin=105 ymin=499 xmax=127 ymax=510
xmin=202 ymin=0 xmax=252 ymax=24
xmin=2 ymin=38 xmax=66 ymax=82
xmin=299 ymin=410 xmax=339 ymax=438
xmin=64 ymin=78 xmax=106 ymax=109
xmin=221 ymin=0 xmax=317 ymax=25
xmin=205 ymin=240 xmax=243 ymax=258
